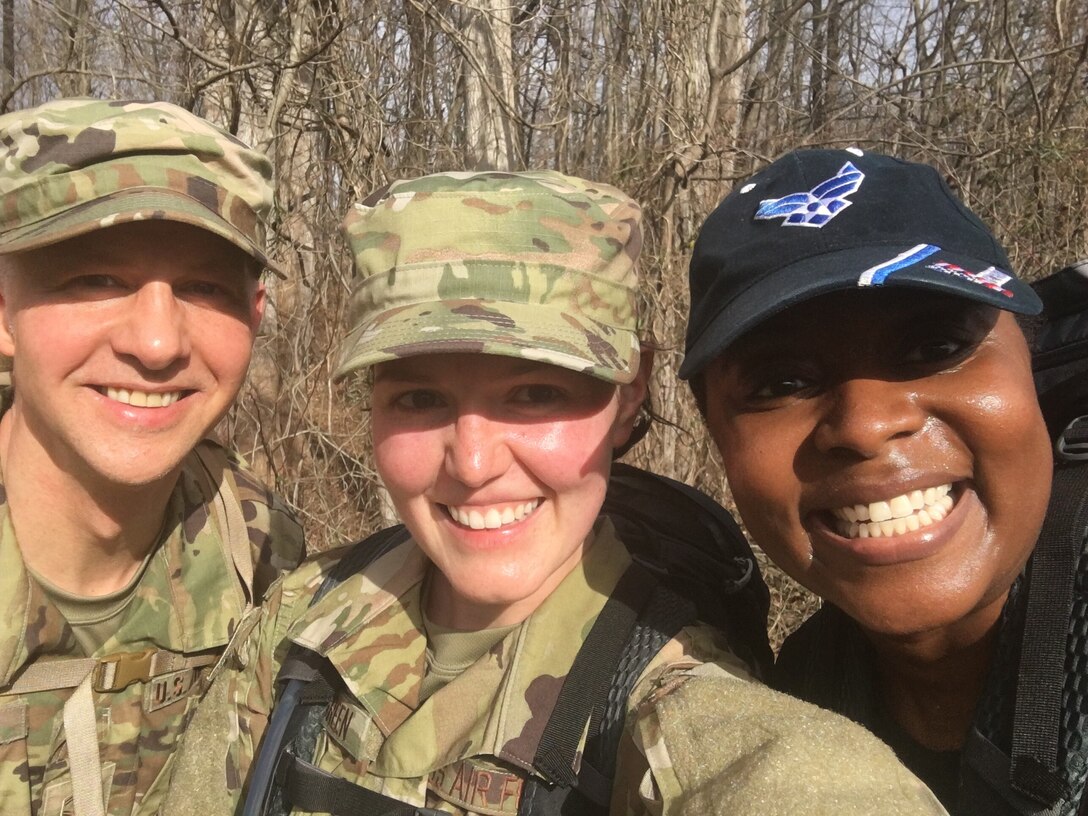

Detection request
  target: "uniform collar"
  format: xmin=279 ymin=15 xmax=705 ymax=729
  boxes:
xmin=0 ymin=503 xmax=78 ymax=685
xmin=0 ymin=444 xmax=247 ymax=686
xmin=289 ymin=519 xmax=632 ymax=778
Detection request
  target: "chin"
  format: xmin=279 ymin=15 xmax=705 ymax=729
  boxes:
xmin=836 ymin=590 xmax=973 ymax=642
xmin=90 ymin=456 xmax=188 ymax=490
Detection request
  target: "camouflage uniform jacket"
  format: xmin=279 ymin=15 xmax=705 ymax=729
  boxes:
xmin=219 ymin=518 xmax=948 ymax=816
xmin=0 ymin=438 xmax=305 ymax=816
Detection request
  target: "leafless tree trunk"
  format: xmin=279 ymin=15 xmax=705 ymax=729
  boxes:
xmin=456 ymin=0 xmax=518 ymax=170
xmin=1 ymin=0 xmax=13 ymax=104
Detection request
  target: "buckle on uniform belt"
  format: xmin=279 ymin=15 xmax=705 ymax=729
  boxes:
xmin=93 ymin=648 xmax=156 ymax=692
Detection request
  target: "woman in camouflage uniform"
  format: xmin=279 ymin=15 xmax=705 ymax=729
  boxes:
xmin=196 ymin=170 xmax=947 ymax=816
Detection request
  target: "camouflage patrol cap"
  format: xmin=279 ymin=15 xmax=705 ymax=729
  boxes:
xmin=334 ymin=170 xmax=643 ymax=384
xmin=0 ymin=97 xmax=278 ymax=272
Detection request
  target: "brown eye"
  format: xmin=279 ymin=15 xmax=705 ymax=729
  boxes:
xmin=511 ymin=384 xmax=564 ymax=405
xmin=393 ymin=390 xmax=445 ymax=411
xmin=902 ymin=330 xmax=980 ymax=367
xmin=73 ymin=274 xmax=122 ymax=289
xmin=752 ymin=375 xmax=813 ymax=400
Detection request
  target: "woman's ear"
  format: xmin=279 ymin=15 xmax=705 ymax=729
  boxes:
xmin=0 ymin=261 xmax=15 ymax=358
xmin=611 ymin=345 xmax=655 ymax=450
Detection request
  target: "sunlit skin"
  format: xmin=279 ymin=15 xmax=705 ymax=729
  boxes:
xmin=0 ymin=220 xmax=265 ymax=593
xmin=370 ymin=351 xmax=649 ymax=630
xmin=701 ymin=289 xmax=1052 ymax=747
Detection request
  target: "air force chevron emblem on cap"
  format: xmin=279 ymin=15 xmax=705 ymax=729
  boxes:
xmin=754 ymin=162 xmax=865 ymax=227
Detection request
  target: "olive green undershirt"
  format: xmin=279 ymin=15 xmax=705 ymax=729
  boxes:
xmin=28 ymin=546 xmax=156 ymax=655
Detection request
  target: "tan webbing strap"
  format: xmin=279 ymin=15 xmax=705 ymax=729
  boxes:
xmin=0 ymin=658 xmax=97 ymax=696
xmin=3 ymin=649 xmax=218 ymax=816
xmin=63 ymin=672 xmax=106 ymax=816
xmin=207 ymin=603 xmax=262 ymax=683
xmin=93 ymin=649 xmax=218 ymax=692
xmin=194 ymin=444 xmax=255 ymax=604
xmin=0 ymin=651 xmax=218 ymax=696
xmin=192 ymin=444 xmax=259 ymax=687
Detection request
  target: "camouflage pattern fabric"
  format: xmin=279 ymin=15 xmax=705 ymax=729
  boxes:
xmin=335 ymin=171 xmax=642 ymax=384
xmin=179 ymin=519 xmax=947 ymax=815
xmin=0 ymin=438 xmax=304 ymax=816
xmin=0 ymin=97 xmax=277 ymax=270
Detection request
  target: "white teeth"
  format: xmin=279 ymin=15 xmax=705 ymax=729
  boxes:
xmin=448 ymin=500 xmax=540 ymax=530
xmin=888 ymin=495 xmax=914 ymax=519
xmin=105 ymin=387 xmax=182 ymax=408
xmin=869 ymin=501 xmax=892 ymax=523
xmin=832 ymin=484 xmax=955 ymax=539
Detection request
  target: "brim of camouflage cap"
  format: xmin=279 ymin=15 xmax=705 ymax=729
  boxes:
xmin=332 ymin=298 xmax=641 ymax=384
xmin=0 ymin=188 xmax=283 ymax=277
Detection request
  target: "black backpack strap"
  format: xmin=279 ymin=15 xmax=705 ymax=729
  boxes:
xmin=527 ymin=564 xmax=697 ymax=813
xmin=279 ymin=758 xmax=445 ymax=816
xmin=585 ymin=581 xmax=695 ymax=783
xmin=603 ymin=463 xmax=772 ymax=678
xmin=1057 ymin=416 xmax=1088 ymax=462
xmin=532 ymin=563 xmax=657 ymax=792
xmin=1006 ymin=463 xmax=1088 ymax=807
xmin=242 ymin=526 xmax=412 ymax=816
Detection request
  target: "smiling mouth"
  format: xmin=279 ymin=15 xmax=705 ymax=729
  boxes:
xmin=101 ymin=386 xmax=187 ymax=408
xmin=444 ymin=500 xmax=541 ymax=530
xmin=830 ymin=484 xmax=956 ymax=538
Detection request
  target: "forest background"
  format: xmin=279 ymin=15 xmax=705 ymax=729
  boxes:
xmin=3 ymin=0 xmax=1086 ymax=645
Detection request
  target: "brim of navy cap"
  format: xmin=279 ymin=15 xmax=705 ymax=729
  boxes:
xmin=678 ymin=242 xmax=1042 ymax=379
xmin=0 ymin=188 xmax=284 ymax=278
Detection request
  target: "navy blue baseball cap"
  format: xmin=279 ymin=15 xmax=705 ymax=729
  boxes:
xmin=679 ymin=147 xmax=1042 ymax=379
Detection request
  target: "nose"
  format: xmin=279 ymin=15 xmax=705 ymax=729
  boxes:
xmin=812 ymin=377 xmax=926 ymax=459
xmin=111 ymin=282 xmax=191 ymax=370
xmin=444 ymin=412 xmax=512 ymax=488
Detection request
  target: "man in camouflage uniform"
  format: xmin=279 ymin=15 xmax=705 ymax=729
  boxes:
xmin=177 ymin=171 xmax=946 ymax=815
xmin=0 ymin=98 xmax=305 ymax=816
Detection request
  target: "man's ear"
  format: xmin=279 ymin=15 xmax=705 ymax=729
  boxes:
xmin=0 ymin=263 xmax=15 ymax=358
xmin=611 ymin=345 xmax=655 ymax=450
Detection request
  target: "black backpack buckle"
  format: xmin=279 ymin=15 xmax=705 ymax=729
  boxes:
xmin=1056 ymin=415 xmax=1088 ymax=462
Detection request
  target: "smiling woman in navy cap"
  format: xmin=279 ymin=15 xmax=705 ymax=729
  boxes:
xmin=682 ymin=147 xmax=1085 ymax=815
